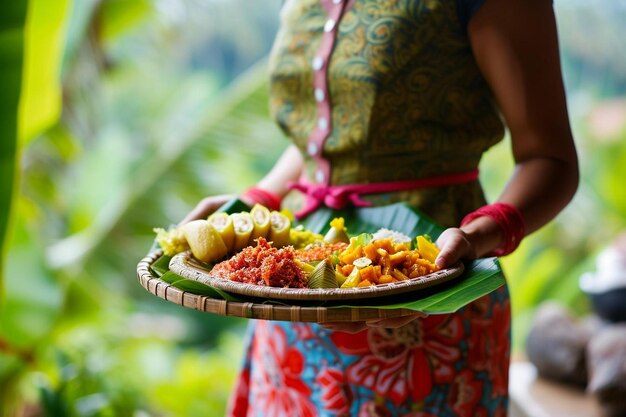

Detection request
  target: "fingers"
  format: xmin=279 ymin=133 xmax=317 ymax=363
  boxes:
xmin=435 ymin=228 xmax=474 ymax=268
xmin=180 ymin=194 xmax=235 ymax=224
xmin=365 ymin=313 xmax=427 ymax=328
xmin=319 ymin=321 xmax=368 ymax=333
xmin=320 ymin=313 xmax=428 ymax=332
xmin=180 ymin=203 xmax=211 ymax=224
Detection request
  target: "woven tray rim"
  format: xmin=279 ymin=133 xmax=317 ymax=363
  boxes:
xmin=168 ymin=250 xmax=464 ymax=301
xmin=137 ymin=251 xmax=419 ymax=322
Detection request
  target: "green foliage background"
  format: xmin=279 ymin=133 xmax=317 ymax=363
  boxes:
xmin=1 ymin=0 xmax=625 ymax=415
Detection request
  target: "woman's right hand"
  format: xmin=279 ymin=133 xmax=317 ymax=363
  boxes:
xmin=180 ymin=194 xmax=236 ymax=224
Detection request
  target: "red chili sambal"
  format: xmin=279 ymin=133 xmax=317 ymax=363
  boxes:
xmin=211 ymin=237 xmax=307 ymax=288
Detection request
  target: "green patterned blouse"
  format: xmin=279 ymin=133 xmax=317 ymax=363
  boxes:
xmin=269 ymin=0 xmax=505 ymax=227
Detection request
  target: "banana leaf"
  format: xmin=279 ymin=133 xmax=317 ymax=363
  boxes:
xmin=150 ymin=198 xmax=505 ymax=314
xmin=0 ymin=1 xmax=28 ymax=297
xmin=294 ymin=202 xmax=505 ymax=313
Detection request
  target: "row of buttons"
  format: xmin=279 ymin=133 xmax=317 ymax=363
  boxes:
xmin=307 ymin=0 xmax=346 ymax=184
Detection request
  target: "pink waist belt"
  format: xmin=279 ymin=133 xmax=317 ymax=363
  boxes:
xmin=288 ymin=169 xmax=480 ymax=219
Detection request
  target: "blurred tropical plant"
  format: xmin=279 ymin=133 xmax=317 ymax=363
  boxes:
xmin=0 ymin=2 xmax=28 ymax=299
xmin=2 ymin=0 xmax=283 ymax=415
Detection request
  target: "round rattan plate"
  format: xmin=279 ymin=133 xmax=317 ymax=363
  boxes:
xmin=168 ymin=250 xmax=464 ymax=302
xmin=137 ymin=251 xmax=419 ymax=322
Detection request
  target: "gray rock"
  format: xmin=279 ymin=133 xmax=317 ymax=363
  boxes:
xmin=526 ymin=302 xmax=590 ymax=387
xmin=587 ymin=325 xmax=626 ymax=417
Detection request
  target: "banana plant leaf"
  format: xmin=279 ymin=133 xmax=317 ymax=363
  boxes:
xmin=150 ymin=198 xmax=505 ymax=314
xmin=294 ymin=202 xmax=505 ymax=313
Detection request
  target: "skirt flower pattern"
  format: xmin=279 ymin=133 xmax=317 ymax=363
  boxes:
xmin=228 ymin=286 xmax=510 ymax=417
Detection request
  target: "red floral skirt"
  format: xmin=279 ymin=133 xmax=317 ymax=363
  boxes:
xmin=227 ymin=286 xmax=510 ymax=417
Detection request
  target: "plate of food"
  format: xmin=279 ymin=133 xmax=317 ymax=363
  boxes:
xmin=155 ymin=203 xmax=465 ymax=302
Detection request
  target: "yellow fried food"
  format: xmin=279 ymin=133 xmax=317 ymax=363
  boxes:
xmin=336 ymin=236 xmax=440 ymax=287
xmin=154 ymin=227 xmax=189 ymax=256
xmin=290 ymin=225 xmax=323 ymax=249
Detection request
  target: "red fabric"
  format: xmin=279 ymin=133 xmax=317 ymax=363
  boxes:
xmin=460 ymin=202 xmax=525 ymax=256
xmin=289 ymin=169 xmax=480 ymax=219
xmin=240 ymin=187 xmax=282 ymax=211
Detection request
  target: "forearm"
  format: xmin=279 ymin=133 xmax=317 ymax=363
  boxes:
xmin=459 ymin=0 xmax=579 ymax=259
xmin=498 ymin=156 xmax=578 ymax=235
xmin=252 ymin=144 xmax=304 ymax=198
xmin=462 ymin=154 xmax=579 ymax=258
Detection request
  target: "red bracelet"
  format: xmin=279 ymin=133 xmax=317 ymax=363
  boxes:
xmin=460 ymin=202 xmax=526 ymax=257
xmin=240 ymin=187 xmax=282 ymax=211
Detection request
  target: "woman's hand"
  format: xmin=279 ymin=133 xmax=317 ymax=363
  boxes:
xmin=435 ymin=228 xmax=477 ymax=268
xmin=180 ymin=194 xmax=236 ymax=224
xmin=320 ymin=312 xmax=428 ymax=333
xmin=435 ymin=215 xmax=507 ymax=268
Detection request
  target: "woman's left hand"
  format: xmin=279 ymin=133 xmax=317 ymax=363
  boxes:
xmin=434 ymin=227 xmax=478 ymax=268
xmin=435 ymin=214 xmax=507 ymax=268
xmin=319 ymin=312 xmax=428 ymax=333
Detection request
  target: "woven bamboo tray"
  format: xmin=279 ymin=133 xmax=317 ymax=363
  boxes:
xmin=137 ymin=251 xmax=419 ymax=322
xmin=169 ymin=250 xmax=464 ymax=301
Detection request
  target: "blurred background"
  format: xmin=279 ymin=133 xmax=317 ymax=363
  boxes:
xmin=1 ymin=0 xmax=625 ymax=415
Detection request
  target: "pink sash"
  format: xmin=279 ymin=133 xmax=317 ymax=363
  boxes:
xmin=288 ymin=169 xmax=480 ymax=219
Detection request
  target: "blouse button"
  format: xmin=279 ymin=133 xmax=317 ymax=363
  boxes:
xmin=324 ymin=19 xmax=336 ymax=32
xmin=315 ymin=169 xmax=326 ymax=183
xmin=307 ymin=143 xmax=319 ymax=156
xmin=318 ymin=117 xmax=328 ymax=130
xmin=314 ymin=88 xmax=325 ymax=102
xmin=312 ymin=56 xmax=324 ymax=71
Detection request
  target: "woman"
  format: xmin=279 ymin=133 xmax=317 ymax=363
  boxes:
xmin=185 ymin=0 xmax=578 ymax=415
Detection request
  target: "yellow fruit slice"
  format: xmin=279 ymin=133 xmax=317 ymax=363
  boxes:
xmin=207 ymin=212 xmax=235 ymax=253
xmin=182 ymin=220 xmax=228 ymax=263
xmin=268 ymin=210 xmax=291 ymax=247
xmin=250 ymin=204 xmax=271 ymax=241
xmin=416 ymin=235 xmax=440 ymax=263
xmin=231 ymin=212 xmax=254 ymax=252
xmin=340 ymin=265 xmax=361 ymax=288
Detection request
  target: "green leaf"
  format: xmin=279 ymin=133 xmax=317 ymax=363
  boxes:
xmin=149 ymin=254 xmax=172 ymax=277
xmin=0 ymin=0 xmax=27 ymax=297
xmin=160 ymin=271 xmax=183 ymax=284
xmin=0 ymin=0 xmax=71 ymax=346
xmin=342 ymin=258 xmax=505 ymax=314
xmin=19 ymin=0 xmax=73 ymax=143
xmin=298 ymin=203 xmax=446 ymax=239
xmin=352 ymin=233 xmax=373 ymax=247
xmin=99 ymin=0 xmax=151 ymax=41
xmin=295 ymin=203 xmax=506 ymax=313
xmin=169 ymin=278 xmax=241 ymax=302
xmin=1 ymin=212 xmax=63 ymax=346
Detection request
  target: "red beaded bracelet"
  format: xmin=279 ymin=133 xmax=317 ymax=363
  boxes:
xmin=240 ymin=187 xmax=282 ymax=211
xmin=460 ymin=202 xmax=526 ymax=257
